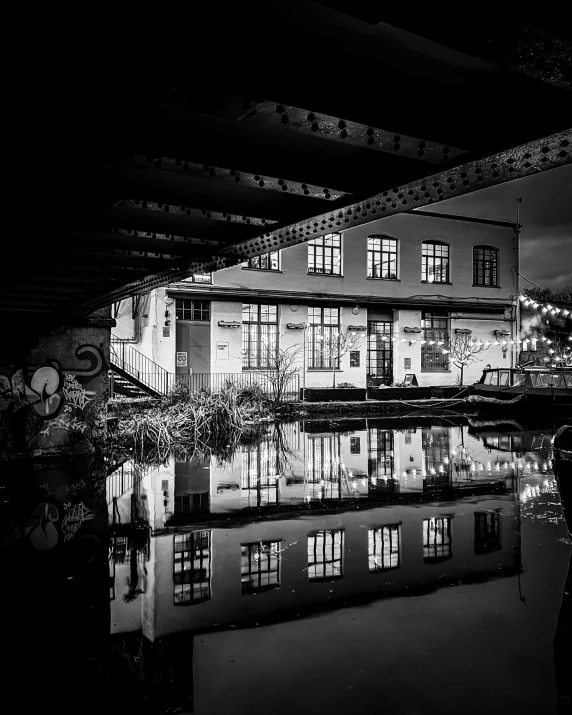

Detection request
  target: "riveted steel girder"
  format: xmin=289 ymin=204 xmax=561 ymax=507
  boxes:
xmin=199 ymin=95 xmax=469 ymax=164
xmin=243 ymin=101 xmax=470 ymax=164
xmin=117 ymin=199 xmax=279 ymax=227
xmin=77 ymin=129 xmax=571 ymax=313
xmin=126 ymin=154 xmax=350 ymax=201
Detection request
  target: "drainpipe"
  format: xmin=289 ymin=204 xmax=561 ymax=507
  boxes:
xmin=514 ymin=198 xmax=523 ymax=369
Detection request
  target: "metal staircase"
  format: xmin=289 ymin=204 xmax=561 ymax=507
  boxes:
xmin=110 ymin=334 xmax=172 ymax=398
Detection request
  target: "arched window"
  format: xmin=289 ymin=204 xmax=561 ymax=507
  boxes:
xmin=473 ymin=246 xmax=498 ymax=286
xmin=422 ymin=241 xmax=449 ymax=283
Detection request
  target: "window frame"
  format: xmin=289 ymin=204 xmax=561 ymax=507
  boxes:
xmin=307 ymin=529 xmax=344 ymax=581
xmin=242 ymin=250 xmax=280 ymax=272
xmin=421 ymin=312 xmax=450 ymax=372
xmin=473 ymin=246 xmax=499 ymax=287
xmin=241 ymin=303 xmax=279 ymax=370
xmin=421 ymin=241 xmax=450 ymax=284
xmin=368 ymin=524 xmax=401 ymax=572
xmin=308 ymin=233 xmax=342 ymax=276
xmin=173 ymin=531 xmax=212 ymax=605
xmin=175 ymin=298 xmax=211 ymax=321
xmin=367 ymin=235 xmax=398 ymax=280
xmin=423 ymin=517 xmax=452 ymax=562
xmin=240 ymin=541 xmax=281 ymax=594
xmin=307 ymin=306 xmax=341 ymax=369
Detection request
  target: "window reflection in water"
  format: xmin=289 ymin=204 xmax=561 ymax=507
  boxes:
xmin=422 ymin=428 xmax=450 ymax=490
xmin=368 ymin=525 xmax=400 ymax=572
xmin=173 ymin=531 xmax=211 ymax=605
xmin=368 ymin=429 xmax=396 ymax=494
xmin=241 ymin=441 xmax=278 ymax=507
xmin=241 ymin=541 xmax=281 ymax=594
xmin=307 ymin=435 xmax=342 ymax=501
xmin=308 ymin=530 xmax=344 ymax=580
xmin=423 ymin=517 xmax=452 ymax=562
xmin=474 ymin=512 xmax=501 ymax=554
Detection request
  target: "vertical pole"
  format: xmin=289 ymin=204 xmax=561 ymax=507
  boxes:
xmin=302 ymin=322 xmax=306 ymax=401
xmin=514 ymin=197 xmax=522 ymax=369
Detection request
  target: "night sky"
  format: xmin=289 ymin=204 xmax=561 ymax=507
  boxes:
xmin=420 ymin=164 xmax=572 ymax=292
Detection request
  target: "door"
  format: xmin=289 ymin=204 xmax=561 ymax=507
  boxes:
xmin=367 ymin=321 xmax=393 ymax=386
xmin=176 ymin=322 xmax=211 ymax=387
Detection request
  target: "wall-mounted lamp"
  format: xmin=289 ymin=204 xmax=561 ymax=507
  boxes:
xmin=352 ymin=303 xmax=360 ymax=316
xmin=348 ymin=325 xmax=367 ymax=332
xmin=404 ymin=327 xmax=422 ymax=334
xmin=455 ymin=328 xmax=472 ymax=334
xmin=494 ymin=329 xmax=511 ymax=336
xmin=218 ymin=321 xmax=241 ymax=328
xmin=286 ymin=323 xmax=305 ymax=330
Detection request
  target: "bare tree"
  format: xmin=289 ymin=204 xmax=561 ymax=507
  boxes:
xmin=446 ymin=334 xmax=490 ymax=385
xmin=261 ymin=344 xmax=304 ymax=403
xmin=318 ymin=328 xmax=364 ymax=387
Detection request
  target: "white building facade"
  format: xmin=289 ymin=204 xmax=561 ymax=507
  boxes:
xmin=114 ymin=210 xmax=519 ymax=388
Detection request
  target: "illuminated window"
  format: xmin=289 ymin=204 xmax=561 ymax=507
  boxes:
xmin=244 ymin=251 xmax=279 ymax=271
xmin=241 ymin=541 xmax=281 ymax=594
xmin=308 ymin=306 xmax=340 ymax=369
xmin=173 ymin=531 xmax=211 ymax=604
xmin=367 ymin=321 xmax=393 ymax=385
xmin=308 ymin=530 xmax=344 ymax=580
xmin=176 ymin=299 xmax=210 ymax=321
xmin=242 ymin=304 xmax=278 ymax=369
xmin=422 ymin=241 xmax=449 ymax=283
xmin=367 ymin=236 xmax=398 ymax=279
xmin=475 ymin=513 xmax=501 ymax=554
xmin=308 ymin=233 xmax=341 ymax=275
xmin=307 ymin=435 xmax=342 ymax=501
xmin=368 ymin=525 xmax=400 ymax=572
xmin=423 ymin=517 xmax=452 ymax=562
xmin=350 ymin=437 xmax=361 ymax=454
xmin=241 ymin=441 xmax=278 ymax=507
xmin=189 ymin=273 xmax=212 ymax=283
xmin=421 ymin=312 xmax=449 ymax=372
xmin=473 ymin=247 xmax=498 ymax=286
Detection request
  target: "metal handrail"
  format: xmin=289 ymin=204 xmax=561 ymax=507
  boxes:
xmin=110 ymin=333 xmax=171 ymax=396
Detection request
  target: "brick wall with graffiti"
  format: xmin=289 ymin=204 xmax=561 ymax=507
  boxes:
xmin=0 ymin=325 xmax=111 ymax=455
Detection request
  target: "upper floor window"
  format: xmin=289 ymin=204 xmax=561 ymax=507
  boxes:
xmin=176 ymin=299 xmax=210 ymax=321
xmin=422 ymin=241 xmax=449 ymax=283
xmin=308 ymin=233 xmax=341 ymax=275
xmin=244 ymin=251 xmax=279 ymax=271
xmin=473 ymin=246 xmax=498 ymax=286
xmin=242 ymin=304 xmax=278 ymax=369
xmin=184 ymin=273 xmax=212 ymax=284
xmin=367 ymin=236 xmax=398 ymax=279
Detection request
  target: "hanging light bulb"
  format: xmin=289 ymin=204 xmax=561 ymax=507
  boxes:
xmin=562 ymin=310 xmax=569 ymax=317
xmin=411 ymin=339 xmax=417 ymax=344
xmin=519 ymin=295 xmax=526 ymax=302
xmin=420 ymin=340 xmax=426 ymax=344
xmin=391 ymin=337 xmax=397 ymax=342
xmin=402 ymin=338 xmax=408 ymax=343
xmin=486 ymin=340 xmax=491 ymax=345
xmin=546 ymin=304 xmax=553 ymax=311
xmin=510 ymin=340 xmax=515 ymax=344
xmin=532 ymin=302 xmax=539 ymax=309
xmin=429 ymin=340 xmax=435 ymax=345
xmin=494 ymin=340 xmax=500 ymax=345
xmin=502 ymin=340 xmax=508 ymax=345
xmin=442 ymin=349 xmax=450 ymax=354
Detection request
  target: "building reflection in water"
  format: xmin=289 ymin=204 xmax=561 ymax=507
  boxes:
xmin=106 ymin=418 xmax=563 ymax=711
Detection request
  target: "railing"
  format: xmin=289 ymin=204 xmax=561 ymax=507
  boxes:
xmin=110 ymin=334 xmax=300 ymax=401
xmin=110 ymin=334 xmax=172 ymax=396
xmin=173 ymin=372 xmax=300 ymax=402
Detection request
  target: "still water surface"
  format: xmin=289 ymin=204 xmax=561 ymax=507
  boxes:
xmin=106 ymin=417 xmax=571 ymax=714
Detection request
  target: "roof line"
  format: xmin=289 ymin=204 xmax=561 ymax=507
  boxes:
xmin=408 ymin=208 xmax=519 ymax=229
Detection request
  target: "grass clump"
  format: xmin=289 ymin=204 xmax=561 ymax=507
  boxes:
xmin=112 ymin=383 xmax=273 ymax=458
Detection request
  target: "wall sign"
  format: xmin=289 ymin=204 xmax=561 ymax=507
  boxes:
xmin=163 ymin=326 xmax=170 ymax=337
xmin=217 ymin=341 xmax=229 ymax=360
xmin=350 ymin=351 xmax=360 ymax=367
xmin=403 ymin=373 xmax=419 ymax=386
xmin=176 ymin=352 xmax=188 ymax=367
xmin=404 ymin=357 xmax=412 ymax=370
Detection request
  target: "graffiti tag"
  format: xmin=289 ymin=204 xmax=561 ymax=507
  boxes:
xmin=61 ymin=502 xmax=95 ymax=542
xmin=39 ymin=413 xmax=89 ymax=436
xmin=63 ymin=374 xmax=95 ymax=411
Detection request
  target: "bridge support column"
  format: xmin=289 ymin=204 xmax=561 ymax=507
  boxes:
xmin=0 ymin=308 xmax=115 ymax=457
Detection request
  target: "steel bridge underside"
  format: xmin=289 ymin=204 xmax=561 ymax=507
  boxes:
xmin=6 ymin=1 xmax=571 ymax=333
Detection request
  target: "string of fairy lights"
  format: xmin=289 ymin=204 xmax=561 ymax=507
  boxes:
xmin=362 ymin=293 xmax=572 ymax=364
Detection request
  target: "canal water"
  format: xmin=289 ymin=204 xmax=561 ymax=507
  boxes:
xmin=3 ymin=416 xmax=571 ymax=714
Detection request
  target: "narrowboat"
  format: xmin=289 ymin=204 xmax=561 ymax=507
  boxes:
xmin=469 ymin=367 xmax=572 ymax=408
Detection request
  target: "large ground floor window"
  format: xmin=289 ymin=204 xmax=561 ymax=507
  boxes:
xmin=421 ymin=312 xmax=449 ymax=372
xmin=367 ymin=321 xmax=393 ymax=385
xmin=242 ymin=304 xmax=278 ymax=369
